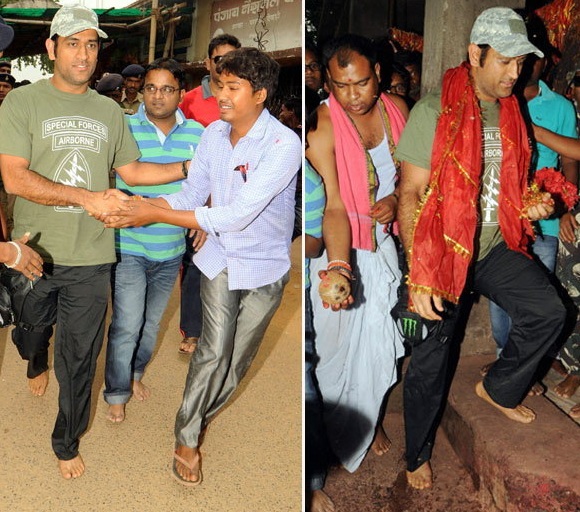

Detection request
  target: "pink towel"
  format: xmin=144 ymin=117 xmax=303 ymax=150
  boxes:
xmin=329 ymin=93 xmax=406 ymax=251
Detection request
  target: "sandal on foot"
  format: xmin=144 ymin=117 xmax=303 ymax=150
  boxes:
xmin=171 ymin=451 xmax=203 ymax=487
xmin=178 ymin=337 xmax=199 ymax=355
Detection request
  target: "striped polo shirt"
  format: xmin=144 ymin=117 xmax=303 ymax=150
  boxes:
xmin=305 ymin=160 xmax=325 ymax=289
xmin=116 ymin=104 xmax=204 ymax=261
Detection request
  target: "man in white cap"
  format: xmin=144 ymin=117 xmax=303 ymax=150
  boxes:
xmin=395 ymin=7 xmax=566 ymax=489
xmin=0 ymin=4 xmax=188 ymax=479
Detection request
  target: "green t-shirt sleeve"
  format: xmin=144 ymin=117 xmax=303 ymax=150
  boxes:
xmin=0 ymin=89 xmax=33 ymax=161
xmin=394 ymin=92 xmax=441 ymax=171
xmin=111 ymin=107 xmax=141 ymax=169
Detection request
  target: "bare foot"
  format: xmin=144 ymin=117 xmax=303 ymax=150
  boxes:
xmin=310 ymin=489 xmax=335 ymax=512
xmin=173 ymin=445 xmax=202 ymax=484
xmin=480 ymin=361 xmax=494 ymax=377
xmin=106 ymin=404 xmax=125 ymax=423
xmin=475 ymin=381 xmax=536 ymax=423
xmin=554 ymin=374 xmax=580 ymax=399
xmin=58 ymin=454 xmax=85 ymax=479
xmin=179 ymin=337 xmax=198 ymax=354
xmin=28 ymin=371 xmax=48 ymax=396
xmin=527 ymin=382 xmax=545 ymax=396
xmin=570 ymin=403 xmax=580 ymax=419
xmin=371 ymin=424 xmax=392 ymax=456
xmin=407 ymin=461 xmax=433 ymax=489
xmin=132 ymin=380 xmax=151 ymax=401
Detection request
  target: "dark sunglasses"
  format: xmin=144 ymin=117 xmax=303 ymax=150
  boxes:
xmin=573 ymin=76 xmax=580 ymax=87
xmin=212 ymin=55 xmax=224 ymax=65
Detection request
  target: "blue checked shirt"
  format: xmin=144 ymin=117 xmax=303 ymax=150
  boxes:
xmin=164 ymin=108 xmax=301 ymax=290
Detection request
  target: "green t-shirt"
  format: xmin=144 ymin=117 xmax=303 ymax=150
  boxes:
xmin=395 ymin=92 xmax=503 ymax=261
xmin=0 ymin=79 xmax=141 ymax=265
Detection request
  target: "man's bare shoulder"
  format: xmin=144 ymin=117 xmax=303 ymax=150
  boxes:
xmin=312 ymin=101 xmax=331 ymax=128
xmin=307 ymin=102 xmax=333 ymax=147
xmin=384 ymin=92 xmax=410 ymax=119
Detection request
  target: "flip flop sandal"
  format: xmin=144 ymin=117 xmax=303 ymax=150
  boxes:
xmin=171 ymin=451 xmax=203 ymax=487
xmin=178 ymin=337 xmax=199 ymax=354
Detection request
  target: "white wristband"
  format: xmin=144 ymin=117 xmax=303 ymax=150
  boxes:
xmin=5 ymin=241 xmax=22 ymax=268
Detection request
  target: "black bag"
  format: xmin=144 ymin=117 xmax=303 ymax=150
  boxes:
xmin=0 ymin=268 xmax=34 ymax=327
xmin=0 ymin=281 xmax=13 ymax=326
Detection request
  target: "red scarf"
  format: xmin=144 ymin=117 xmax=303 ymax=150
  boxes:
xmin=408 ymin=62 xmax=533 ymax=304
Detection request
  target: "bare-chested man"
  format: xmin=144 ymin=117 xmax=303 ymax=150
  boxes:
xmin=305 ymin=34 xmax=408 ymax=507
xmin=395 ymin=7 xmax=566 ymax=489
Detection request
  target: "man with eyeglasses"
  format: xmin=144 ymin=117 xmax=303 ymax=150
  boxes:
xmin=389 ymin=62 xmax=415 ymax=110
xmin=177 ymin=33 xmax=241 ymax=356
xmin=103 ymin=57 xmax=204 ymax=425
xmin=0 ymin=5 xmax=188 ymax=479
xmin=305 ymin=42 xmax=327 ymax=100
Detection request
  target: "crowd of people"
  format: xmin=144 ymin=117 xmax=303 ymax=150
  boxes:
xmin=305 ymin=6 xmax=580 ymax=511
xmin=0 ymin=3 xmax=300 ymax=487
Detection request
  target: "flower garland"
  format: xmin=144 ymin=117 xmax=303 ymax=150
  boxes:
xmin=522 ymin=167 xmax=579 ymax=214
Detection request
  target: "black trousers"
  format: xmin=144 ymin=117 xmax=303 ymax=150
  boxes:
xmin=12 ymin=264 xmax=111 ymax=460
xmin=404 ymin=242 xmax=565 ymax=472
xmin=305 ymin=288 xmax=332 ymax=493
xmin=179 ymin=232 xmax=203 ymax=339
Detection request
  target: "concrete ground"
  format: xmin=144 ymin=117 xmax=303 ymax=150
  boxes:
xmin=320 ymin=353 xmax=580 ymax=512
xmin=0 ymin=240 xmax=302 ymax=512
xmin=442 ymin=355 xmax=579 ymax=512
xmin=322 ymin=412 xmax=485 ymax=512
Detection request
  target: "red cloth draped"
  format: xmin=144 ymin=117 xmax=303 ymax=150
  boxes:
xmin=407 ymin=62 xmax=534 ymax=304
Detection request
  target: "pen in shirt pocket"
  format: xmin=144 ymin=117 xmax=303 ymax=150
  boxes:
xmin=234 ymin=162 xmax=249 ymax=182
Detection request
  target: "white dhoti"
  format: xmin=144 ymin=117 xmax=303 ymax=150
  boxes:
xmin=309 ymin=235 xmax=404 ymax=472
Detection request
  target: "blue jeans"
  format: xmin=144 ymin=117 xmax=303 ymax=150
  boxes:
xmin=489 ymin=235 xmax=558 ymax=350
xmin=104 ymin=254 xmax=181 ymax=405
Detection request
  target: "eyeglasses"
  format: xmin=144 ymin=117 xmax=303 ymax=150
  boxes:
xmin=143 ymin=84 xmax=179 ymax=96
xmin=305 ymin=62 xmax=321 ymax=72
xmin=212 ymin=55 xmax=224 ymax=65
xmin=390 ymin=83 xmax=408 ymax=94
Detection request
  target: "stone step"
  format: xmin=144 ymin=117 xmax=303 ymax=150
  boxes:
xmin=441 ymin=354 xmax=580 ymax=512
